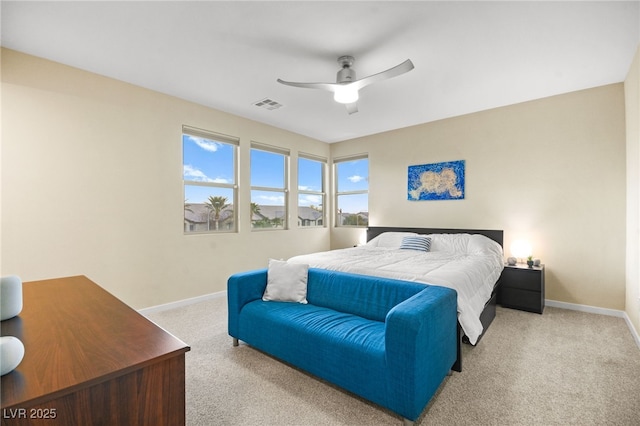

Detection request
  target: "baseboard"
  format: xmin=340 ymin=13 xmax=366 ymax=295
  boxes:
xmin=624 ymin=313 xmax=640 ymax=350
xmin=545 ymin=299 xmax=626 ymax=317
xmin=138 ymin=293 xmax=640 ymax=350
xmin=138 ymin=290 xmax=227 ymax=315
xmin=546 ymin=299 xmax=640 ymax=350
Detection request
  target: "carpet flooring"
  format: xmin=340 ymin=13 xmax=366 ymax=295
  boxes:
xmin=144 ymin=296 xmax=640 ymax=425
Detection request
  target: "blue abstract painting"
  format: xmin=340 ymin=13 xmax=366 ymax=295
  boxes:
xmin=408 ymin=160 xmax=465 ymax=201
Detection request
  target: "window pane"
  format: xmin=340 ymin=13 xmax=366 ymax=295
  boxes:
xmin=298 ymin=194 xmax=323 ymax=227
xmin=251 ymin=190 xmax=286 ymax=229
xmin=183 ymin=134 xmax=235 ymax=184
xmin=298 ymin=157 xmax=322 ymax=192
xmin=184 ymin=186 xmax=234 ymax=232
xmin=337 ymin=193 xmax=368 ymax=226
xmin=336 ymin=158 xmax=368 ymax=192
xmin=251 ymin=149 xmax=284 ymax=188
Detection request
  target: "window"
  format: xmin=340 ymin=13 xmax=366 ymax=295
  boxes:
xmin=334 ymin=155 xmax=369 ymax=227
xmin=182 ymin=126 xmax=238 ymax=233
xmin=298 ymin=154 xmax=326 ymax=227
xmin=251 ymin=142 xmax=289 ymax=230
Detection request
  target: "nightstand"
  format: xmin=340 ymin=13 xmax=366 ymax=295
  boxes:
xmin=500 ymin=264 xmax=545 ymax=314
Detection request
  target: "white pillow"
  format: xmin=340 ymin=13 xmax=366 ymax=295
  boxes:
xmin=367 ymin=232 xmax=418 ymax=248
xmin=428 ymin=233 xmax=503 ymax=256
xmin=429 ymin=233 xmax=469 ymax=253
xmin=467 ymin=234 xmax=503 ymax=256
xmin=262 ymin=259 xmax=309 ymax=304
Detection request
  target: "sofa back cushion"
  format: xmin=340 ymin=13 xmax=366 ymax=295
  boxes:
xmin=306 ymin=268 xmax=426 ymax=322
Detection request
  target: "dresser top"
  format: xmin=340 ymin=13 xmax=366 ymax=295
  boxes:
xmin=1 ymin=275 xmax=190 ymax=408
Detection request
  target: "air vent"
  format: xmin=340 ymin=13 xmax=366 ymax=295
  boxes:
xmin=253 ymin=98 xmax=283 ymax=110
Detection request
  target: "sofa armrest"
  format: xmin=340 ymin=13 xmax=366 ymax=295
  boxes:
xmin=227 ymin=268 xmax=268 ymax=338
xmin=384 ymin=285 xmax=457 ymax=420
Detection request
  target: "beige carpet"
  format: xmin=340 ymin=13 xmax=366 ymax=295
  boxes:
xmin=144 ymin=296 xmax=640 ymax=425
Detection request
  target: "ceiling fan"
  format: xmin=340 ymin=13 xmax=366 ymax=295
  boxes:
xmin=277 ymin=56 xmax=414 ymax=114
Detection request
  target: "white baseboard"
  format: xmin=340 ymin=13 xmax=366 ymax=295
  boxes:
xmin=545 ymin=299 xmax=626 ymax=317
xmin=546 ymin=299 xmax=640 ymax=350
xmin=138 ymin=290 xmax=227 ymax=315
xmin=624 ymin=313 xmax=640 ymax=350
xmin=137 ymin=293 xmax=640 ymax=350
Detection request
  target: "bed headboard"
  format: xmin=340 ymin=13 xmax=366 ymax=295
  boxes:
xmin=366 ymin=226 xmax=504 ymax=248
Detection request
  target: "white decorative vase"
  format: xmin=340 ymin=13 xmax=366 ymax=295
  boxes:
xmin=0 ymin=336 xmax=25 ymax=375
xmin=1 ymin=275 xmax=23 ymax=321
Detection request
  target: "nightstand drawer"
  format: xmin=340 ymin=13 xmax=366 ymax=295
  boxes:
xmin=501 ymin=268 xmax=542 ymax=292
xmin=500 ymin=264 xmax=545 ymax=314
xmin=501 ymin=288 xmax=544 ymax=314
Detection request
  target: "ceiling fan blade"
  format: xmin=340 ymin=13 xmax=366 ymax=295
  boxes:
xmin=345 ymin=102 xmax=358 ymax=115
xmin=351 ymin=59 xmax=414 ymax=91
xmin=276 ymin=79 xmax=338 ymax=93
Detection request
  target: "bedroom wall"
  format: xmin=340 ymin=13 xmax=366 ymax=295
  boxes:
xmin=625 ymin=45 xmax=640 ymax=337
xmin=0 ymin=49 xmax=331 ymax=309
xmin=331 ymin=84 xmax=627 ymax=311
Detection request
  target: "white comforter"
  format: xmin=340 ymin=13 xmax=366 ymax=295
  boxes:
xmin=288 ymin=233 xmax=504 ymax=345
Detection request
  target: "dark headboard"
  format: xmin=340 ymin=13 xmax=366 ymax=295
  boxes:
xmin=366 ymin=227 xmax=504 ymax=248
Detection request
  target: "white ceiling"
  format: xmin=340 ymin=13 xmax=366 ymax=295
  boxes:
xmin=2 ymin=1 xmax=639 ymax=143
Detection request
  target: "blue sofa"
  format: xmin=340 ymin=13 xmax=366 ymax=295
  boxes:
xmin=227 ymin=268 xmax=458 ymax=424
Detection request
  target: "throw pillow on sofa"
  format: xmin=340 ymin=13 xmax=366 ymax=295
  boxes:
xmin=262 ymin=259 xmax=309 ymax=304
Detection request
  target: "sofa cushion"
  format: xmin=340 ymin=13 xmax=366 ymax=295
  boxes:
xmin=241 ymin=301 xmax=385 ymax=355
xmin=306 ymin=269 xmax=425 ymax=322
xmin=239 ymin=300 xmax=388 ymax=403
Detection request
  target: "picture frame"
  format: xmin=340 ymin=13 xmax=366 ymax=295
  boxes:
xmin=408 ymin=160 xmax=465 ymax=201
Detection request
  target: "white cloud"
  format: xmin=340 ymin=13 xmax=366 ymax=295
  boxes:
xmin=184 ymin=165 xmax=212 ymax=182
xmin=184 ymin=165 xmax=230 ymax=183
xmin=188 ymin=136 xmax=220 ymax=153
xmin=348 ymin=175 xmax=366 ymax=183
xmin=299 ymin=194 xmax=322 ymax=206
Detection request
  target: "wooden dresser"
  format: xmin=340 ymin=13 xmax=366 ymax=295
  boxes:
xmin=1 ymin=276 xmax=190 ymax=425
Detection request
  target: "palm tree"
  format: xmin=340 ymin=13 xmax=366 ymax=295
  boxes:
xmin=250 ymin=202 xmax=262 ymax=227
xmin=250 ymin=202 xmax=261 ymax=216
xmin=205 ymin=196 xmax=229 ymax=230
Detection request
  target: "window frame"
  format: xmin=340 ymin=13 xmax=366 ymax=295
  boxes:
xmin=250 ymin=141 xmax=290 ymax=231
xmin=334 ymin=154 xmax=369 ymax=228
xmin=297 ymin=153 xmax=327 ymax=228
xmin=182 ymin=125 xmax=239 ymax=234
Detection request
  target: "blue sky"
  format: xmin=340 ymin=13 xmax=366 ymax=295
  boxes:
xmin=183 ymin=135 xmax=368 ymax=213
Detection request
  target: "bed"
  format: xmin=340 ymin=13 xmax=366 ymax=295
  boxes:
xmin=288 ymin=227 xmax=504 ymax=353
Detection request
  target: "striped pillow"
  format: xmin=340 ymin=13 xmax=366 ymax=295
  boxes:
xmin=399 ymin=236 xmax=432 ymax=252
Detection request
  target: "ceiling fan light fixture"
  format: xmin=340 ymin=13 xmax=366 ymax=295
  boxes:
xmin=333 ymin=86 xmax=359 ymax=104
xmin=277 ymin=56 xmax=413 ymax=114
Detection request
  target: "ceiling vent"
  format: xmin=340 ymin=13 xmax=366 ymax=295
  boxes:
xmin=253 ymin=98 xmax=283 ymax=110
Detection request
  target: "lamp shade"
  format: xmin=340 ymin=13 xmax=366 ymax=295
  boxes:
xmin=511 ymin=240 xmax=532 ymax=259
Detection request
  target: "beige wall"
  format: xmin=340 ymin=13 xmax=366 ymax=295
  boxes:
xmin=1 ymin=48 xmax=631 ymax=313
xmin=625 ymin=45 xmax=640 ymax=336
xmin=332 ymin=84 xmax=627 ymax=310
xmin=1 ymin=49 xmax=330 ymax=309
